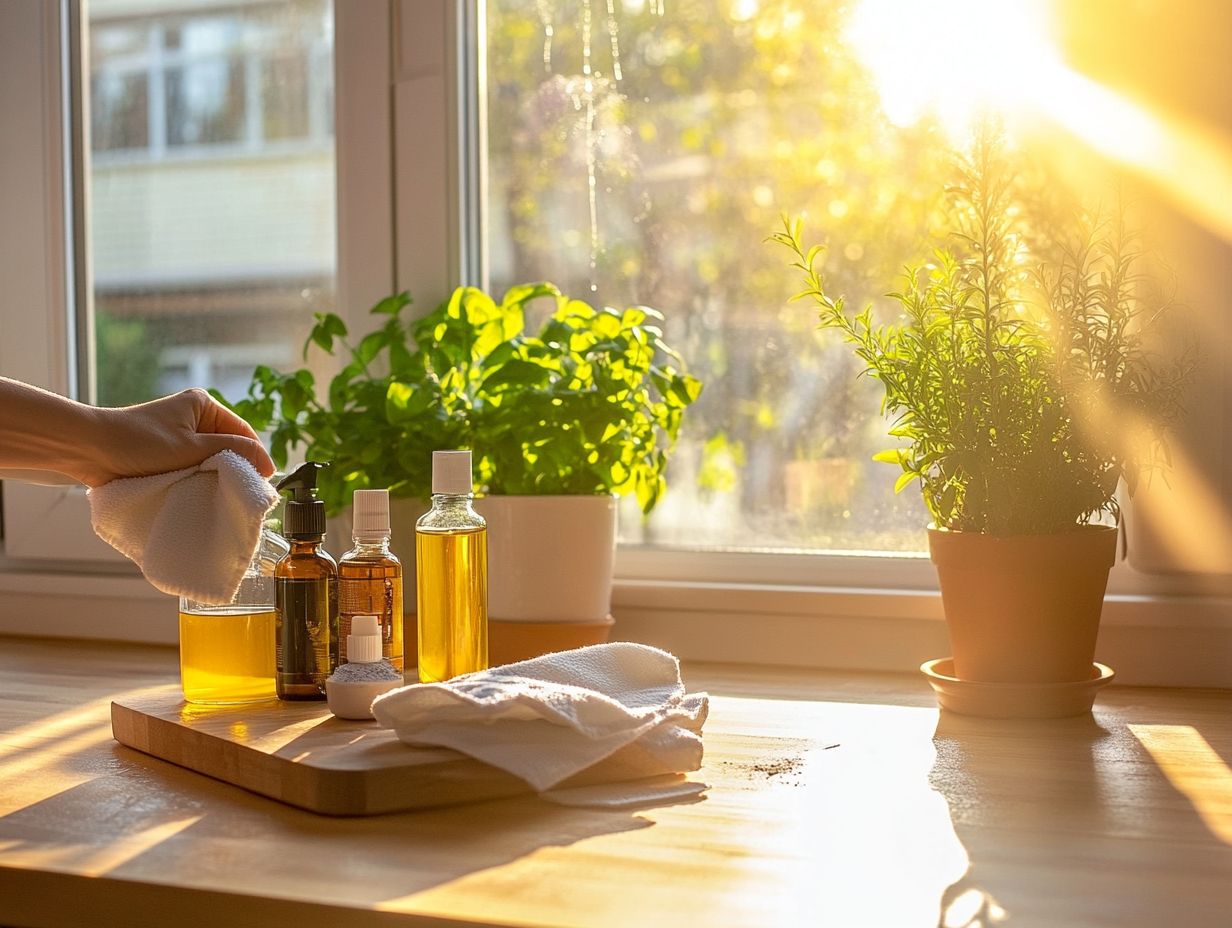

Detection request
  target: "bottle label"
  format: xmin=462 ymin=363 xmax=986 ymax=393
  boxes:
xmin=275 ymin=578 xmax=337 ymax=691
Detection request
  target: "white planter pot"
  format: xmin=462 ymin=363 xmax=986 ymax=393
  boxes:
xmin=329 ymin=494 xmax=616 ymax=624
xmin=474 ymin=494 xmax=617 ymax=623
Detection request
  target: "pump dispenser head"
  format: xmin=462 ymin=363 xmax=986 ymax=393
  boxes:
xmin=276 ymin=461 xmax=329 ymax=540
xmin=432 ymin=450 xmax=473 ymax=496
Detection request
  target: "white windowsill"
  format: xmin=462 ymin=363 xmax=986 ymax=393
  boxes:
xmin=0 ymin=564 xmax=1227 ymax=688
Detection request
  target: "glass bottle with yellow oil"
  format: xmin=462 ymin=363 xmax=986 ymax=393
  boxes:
xmin=178 ymin=527 xmax=287 ymax=705
xmin=416 ymin=450 xmax=488 ymax=682
xmin=274 ymin=462 xmax=338 ymax=699
xmin=339 ymin=489 xmax=404 ymax=671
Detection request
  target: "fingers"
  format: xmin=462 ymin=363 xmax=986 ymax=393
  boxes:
xmin=168 ymin=389 xmax=274 ymax=476
xmin=199 ymin=434 xmax=276 ymax=478
xmin=190 ymin=390 xmax=263 ymax=442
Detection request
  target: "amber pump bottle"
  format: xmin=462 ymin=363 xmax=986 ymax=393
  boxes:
xmin=274 ymin=462 xmax=338 ymax=699
xmin=339 ymin=489 xmax=404 ymax=671
xmin=416 ymin=450 xmax=488 ymax=682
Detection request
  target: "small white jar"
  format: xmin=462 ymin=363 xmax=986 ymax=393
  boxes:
xmin=325 ymin=615 xmax=404 ymax=719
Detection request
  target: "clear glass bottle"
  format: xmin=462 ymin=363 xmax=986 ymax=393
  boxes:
xmin=178 ymin=527 xmax=288 ymax=705
xmin=416 ymin=450 xmax=488 ymax=682
xmin=339 ymin=489 xmax=404 ymax=670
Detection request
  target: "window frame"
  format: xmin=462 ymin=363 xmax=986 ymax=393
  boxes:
xmin=0 ymin=0 xmax=1228 ymax=687
xmin=0 ymin=0 xmax=397 ymax=567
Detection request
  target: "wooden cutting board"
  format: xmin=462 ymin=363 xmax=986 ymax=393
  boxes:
xmin=111 ymin=687 xmax=570 ymax=816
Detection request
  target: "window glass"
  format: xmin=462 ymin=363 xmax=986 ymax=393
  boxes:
xmin=87 ymin=0 xmax=336 ymax=408
xmin=165 ymin=58 xmax=246 ymax=146
xmin=260 ymin=53 xmax=311 ymax=140
xmin=90 ymin=70 xmax=149 ymax=152
xmin=484 ymin=0 xmax=942 ymax=552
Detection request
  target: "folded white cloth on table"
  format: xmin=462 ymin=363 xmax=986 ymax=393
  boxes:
xmin=88 ymin=450 xmax=279 ymax=604
xmin=372 ymin=643 xmax=709 ymax=794
xmin=541 ymin=775 xmax=708 ymax=808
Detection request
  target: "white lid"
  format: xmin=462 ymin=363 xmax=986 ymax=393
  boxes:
xmin=346 ymin=614 xmax=382 ymax=663
xmin=432 ymin=450 xmax=473 ymax=495
xmin=352 ymin=489 xmax=391 ymax=539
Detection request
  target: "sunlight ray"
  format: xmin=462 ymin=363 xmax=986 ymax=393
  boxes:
xmin=1123 ymin=441 xmax=1232 ymax=575
xmin=0 ymin=696 xmax=115 ymax=759
xmin=8 ymin=815 xmax=203 ymax=876
xmin=1028 ymin=68 xmax=1232 ymax=245
xmin=848 ymin=0 xmax=1232 ymax=243
xmin=1129 ymin=724 xmax=1232 ymax=845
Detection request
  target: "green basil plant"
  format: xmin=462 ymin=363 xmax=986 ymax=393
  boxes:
xmin=215 ymin=283 xmax=702 ymax=516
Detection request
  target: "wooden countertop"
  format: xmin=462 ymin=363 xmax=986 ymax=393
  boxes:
xmin=0 ymin=636 xmax=1229 ymax=928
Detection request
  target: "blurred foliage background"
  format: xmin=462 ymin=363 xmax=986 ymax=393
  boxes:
xmin=486 ymin=0 xmax=954 ymax=550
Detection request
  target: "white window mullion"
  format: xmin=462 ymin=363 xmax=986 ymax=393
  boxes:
xmin=307 ymin=39 xmax=328 ymax=144
xmin=389 ymin=0 xmax=466 ymax=305
xmin=244 ymin=47 xmax=263 ymax=148
xmin=334 ymin=0 xmax=397 ymax=325
xmin=148 ymin=21 xmax=167 ymax=158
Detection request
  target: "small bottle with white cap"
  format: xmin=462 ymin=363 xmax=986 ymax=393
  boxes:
xmin=339 ymin=489 xmax=404 ymax=671
xmin=325 ymin=614 xmax=404 ymax=719
xmin=415 ymin=450 xmax=489 ymax=682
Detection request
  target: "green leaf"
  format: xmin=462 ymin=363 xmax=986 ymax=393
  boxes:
xmin=555 ymin=298 xmax=598 ymax=322
xmin=621 ymin=307 xmax=648 ymax=328
xmin=670 ymin=374 xmax=703 ymax=407
xmin=592 ymin=311 xmax=623 ymax=339
xmin=872 ymin=449 xmax=908 ymax=465
xmin=501 ymin=281 xmax=560 ymax=310
xmin=371 ymin=291 xmax=412 ymax=315
xmin=894 ymin=471 xmax=920 ymax=494
xmin=386 ymin=382 xmax=431 ymax=423
xmin=304 ymin=313 xmax=348 ymax=359
xmin=355 ymin=330 xmax=388 ymax=366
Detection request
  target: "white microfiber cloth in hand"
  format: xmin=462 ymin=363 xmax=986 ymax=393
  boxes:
xmin=88 ymin=450 xmax=279 ymax=604
xmin=372 ymin=643 xmax=710 ymax=794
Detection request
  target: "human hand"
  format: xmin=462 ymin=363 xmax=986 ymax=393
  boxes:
xmin=83 ymin=389 xmax=276 ymax=486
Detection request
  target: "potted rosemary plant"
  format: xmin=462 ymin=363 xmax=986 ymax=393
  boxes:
xmin=774 ymin=128 xmax=1188 ymax=702
xmin=220 ymin=282 xmax=700 ymax=660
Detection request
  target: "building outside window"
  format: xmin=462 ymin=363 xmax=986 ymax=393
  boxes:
xmin=87 ymin=0 xmax=335 ymax=409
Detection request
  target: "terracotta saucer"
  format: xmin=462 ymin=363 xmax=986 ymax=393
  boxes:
xmin=920 ymin=658 xmax=1115 ymax=719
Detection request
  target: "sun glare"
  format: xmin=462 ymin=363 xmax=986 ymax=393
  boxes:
xmin=847 ymin=0 xmax=1232 ymax=248
xmin=844 ymin=0 xmax=1059 ymax=134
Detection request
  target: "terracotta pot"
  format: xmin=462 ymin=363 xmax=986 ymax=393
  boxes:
xmin=928 ymin=525 xmax=1118 ymax=684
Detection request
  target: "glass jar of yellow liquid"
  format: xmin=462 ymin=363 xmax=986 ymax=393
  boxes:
xmin=178 ymin=529 xmax=287 ymax=704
